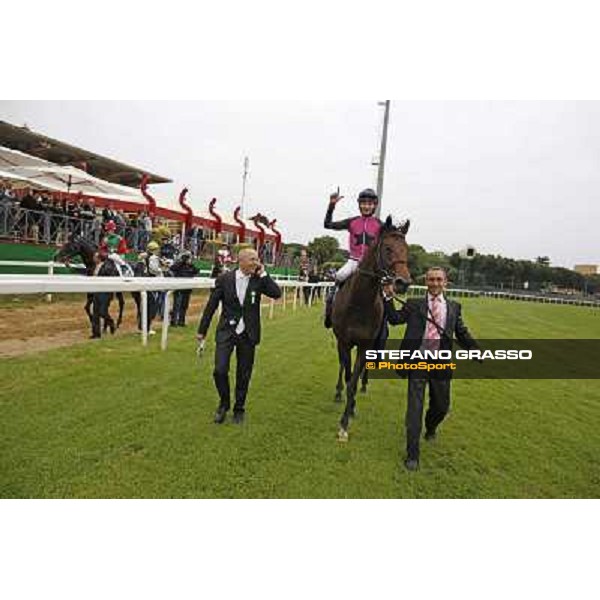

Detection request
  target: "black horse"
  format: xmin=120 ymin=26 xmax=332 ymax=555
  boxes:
xmin=331 ymin=216 xmax=411 ymax=441
xmin=54 ymin=234 xmax=131 ymax=335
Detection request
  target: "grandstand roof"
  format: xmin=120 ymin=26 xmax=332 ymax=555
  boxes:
xmin=0 ymin=120 xmax=171 ymax=188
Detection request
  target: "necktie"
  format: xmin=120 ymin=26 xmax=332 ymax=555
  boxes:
xmin=425 ymin=296 xmax=442 ymax=351
xmin=236 ymin=275 xmax=249 ymax=334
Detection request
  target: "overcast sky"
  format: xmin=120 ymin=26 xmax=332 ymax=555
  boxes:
xmin=1 ymin=101 xmax=597 ymax=268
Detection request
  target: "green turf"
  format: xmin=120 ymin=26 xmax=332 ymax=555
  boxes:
xmin=1 ymin=298 xmax=599 ymax=498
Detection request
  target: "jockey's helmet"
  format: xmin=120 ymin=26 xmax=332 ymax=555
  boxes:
xmin=357 ymin=188 xmax=378 ymax=204
xmin=357 ymin=188 xmax=378 ymax=216
xmin=105 ymin=220 xmax=117 ymax=232
xmin=147 ymin=241 xmax=160 ymax=252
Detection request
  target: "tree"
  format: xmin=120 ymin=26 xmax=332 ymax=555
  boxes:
xmin=536 ymin=256 xmax=551 ymax=267
xmin=307 ymin=235 xmax=340 ymax=266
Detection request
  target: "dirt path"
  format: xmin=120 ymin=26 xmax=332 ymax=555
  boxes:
xmin=0 ymin=293 xmax=210 ymax=358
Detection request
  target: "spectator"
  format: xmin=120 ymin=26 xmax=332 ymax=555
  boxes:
xmin=308 ymin=264 xmax=322 ymax=300
xmin=169 ymin=250 xmax=199 ymax=326
xmin=102 ymin=205 xmax=114 ymax=222
xmin=217 ymin=244 xmax=233 ymax=271
xmin=134 ymin=241 xmax=164 ymax=335
xmin=20 ymin=188 xmax=37 ymax=211
xmin=160 ymin=236 xmax=178 ymax=264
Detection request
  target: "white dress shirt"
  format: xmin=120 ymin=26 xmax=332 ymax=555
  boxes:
xmin=235 ymin=269 xmax=251 ymax=334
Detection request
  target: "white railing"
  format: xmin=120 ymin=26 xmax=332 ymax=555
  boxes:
xmin=0 ymin=273 xmax=334 ymax=351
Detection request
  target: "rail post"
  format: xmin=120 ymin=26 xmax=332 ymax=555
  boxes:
xmin=161 ymin=291 xmax=171 ymax=350
xmin=141 ymin=291 xmax=148 ymax=346
xmin=46 ymin=261 xmax=54 ymax=303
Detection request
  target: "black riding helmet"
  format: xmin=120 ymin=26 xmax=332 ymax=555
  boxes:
xmin=357 ymin=188 xmax=378 ymax=204
xmin=357 ymin=188 xmax=378 ymax=216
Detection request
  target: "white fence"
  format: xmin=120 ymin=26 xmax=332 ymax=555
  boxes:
xmin=0 ymin=270 xmax=334 ymax=351
xmin=2 ymin=260 xmax=598 ymax=352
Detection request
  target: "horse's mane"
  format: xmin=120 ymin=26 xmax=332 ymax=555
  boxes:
xmin=70 ymin=234 xmax=98 ymax=253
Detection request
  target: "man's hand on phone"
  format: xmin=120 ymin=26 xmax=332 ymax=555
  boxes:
xmin=254 ymin=262 xmax=265 ymax=276
xmin=329 ymin=186 xmax=344 ymax=204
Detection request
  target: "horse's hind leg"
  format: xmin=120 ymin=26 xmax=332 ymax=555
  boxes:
xmin=360 ymin=368 xmax=369 ymax=394
xmin=344 ymin=345 xmax=368 ymax=424
xmin=101 ymin=293 xmax=116 ymax=335
xmin=116 ymin=292 xmax=125 ymax=329
xmin=84 ymin=294 xmax=94 ymax=325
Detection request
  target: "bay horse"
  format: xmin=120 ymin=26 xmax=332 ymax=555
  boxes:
xmin=54 ymin=234 xmax=131 ymax=332
xmin=332 ymin=216 xmax=411 ymax=441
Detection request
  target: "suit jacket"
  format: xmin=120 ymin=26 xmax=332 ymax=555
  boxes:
xmin=197 ymin=269 xmax=282 ymax=346
xmin=384 ymin=295 xmax=478 ymax=353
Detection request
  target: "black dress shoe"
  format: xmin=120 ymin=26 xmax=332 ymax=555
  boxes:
xmin=404 ymin=457 xmax=420 ymax=471
xmin=232 ymin=412 xmax=245 ymax=425
xmin=424 ymin=430 xmax=437 ymax=441
xmin=213 ymin=407 xmax=228 ymax=424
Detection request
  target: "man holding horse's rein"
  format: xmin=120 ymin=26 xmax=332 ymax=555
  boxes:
xmin=383 ymin=267 xmax=479 ymax=471
xmin=323 ymin=187 xmax=383 ymax=328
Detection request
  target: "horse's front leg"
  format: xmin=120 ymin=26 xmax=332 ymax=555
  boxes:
xmin=337 ymin=343 xmax=353 ymax=440
xmin=345 ymin=347 xmax=366 ymax=421
xmin=335 ymin=341 xmax=347 ymax=403
xmin=116 ymin=292 xmax=125 ymax=329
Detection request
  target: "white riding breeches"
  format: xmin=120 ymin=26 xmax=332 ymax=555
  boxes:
xmin=335 ymin=258 xmax=359 ymax=283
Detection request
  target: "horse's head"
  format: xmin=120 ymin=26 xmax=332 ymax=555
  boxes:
xmin=54 ymin=235 xmax=79 ymax=265
xmin=374 ymin=215 xmax=411 ymax=294
xmin=54 ymin=234 xmax=96 ymax=269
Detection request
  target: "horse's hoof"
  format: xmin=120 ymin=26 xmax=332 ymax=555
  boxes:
xmin=334 ymin=393 xmax=343 ymax=403
xmin=360 ymin=386 xmax=367 ymax=394
xmin=337 ymin=428 xmax=349 ymax=442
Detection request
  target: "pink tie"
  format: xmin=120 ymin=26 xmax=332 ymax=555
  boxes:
xmin=425 ymin=296 xmax=442 ymax=351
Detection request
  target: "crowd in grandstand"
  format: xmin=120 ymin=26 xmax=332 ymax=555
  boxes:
xmin=0 ymin=180 xmax=205 ymax=255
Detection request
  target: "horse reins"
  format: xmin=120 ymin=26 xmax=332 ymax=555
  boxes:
xmin=358 ymin=231 xmax=408 ymax=284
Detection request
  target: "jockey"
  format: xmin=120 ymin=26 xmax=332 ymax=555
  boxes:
xmin=100 ymin=220 xmax=130 ymax=276
xmin=323 ymin=187 xmax=383 ymax=328
xmin=146 ymin=240 xmax=164 ymax=277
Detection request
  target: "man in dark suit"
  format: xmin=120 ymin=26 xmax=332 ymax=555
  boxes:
xmin=384 ymin=267 xmax=479 ymax=471
xmin=196 ymin=248 xmax=282 ymax=424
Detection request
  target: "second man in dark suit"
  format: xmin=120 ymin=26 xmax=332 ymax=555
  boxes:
xmin=197 ymin=248 xmax=282 ymax=424
xmin=384 ymin=267 xmax=479 ymax=471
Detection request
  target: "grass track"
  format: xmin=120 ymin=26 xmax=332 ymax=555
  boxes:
xmin=1 ymin=298 xmax=599 ymax=498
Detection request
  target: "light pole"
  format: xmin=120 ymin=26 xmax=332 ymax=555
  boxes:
xmin=241 ymin=156 xmax=249 ymax=218
xmin=374 ymin=100 xmax=390 ymax=218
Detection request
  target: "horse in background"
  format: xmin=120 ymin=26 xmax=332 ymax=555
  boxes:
xmin=332 ymin=216 xmax=411 ymax=441
xmin=54 ymin=234 xmax=131 ymax=334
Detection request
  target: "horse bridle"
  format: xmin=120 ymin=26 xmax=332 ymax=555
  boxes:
xmin=358 ymin=231 xmax=408 ymax=284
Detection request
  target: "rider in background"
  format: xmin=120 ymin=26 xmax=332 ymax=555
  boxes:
xmin=323 ymin=187 xmax=383 ymax=328
xmin=100 ymin=220 xmax=130 ymax=275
